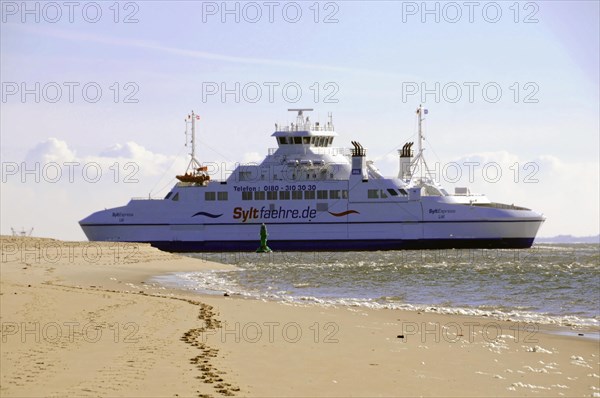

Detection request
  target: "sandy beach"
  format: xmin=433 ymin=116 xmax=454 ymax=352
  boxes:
xmin=1 ymin=236 xmax=598 ymax=397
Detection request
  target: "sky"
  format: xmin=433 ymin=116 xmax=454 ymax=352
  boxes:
xmin=1 ymin=0 xmax=599 ymax=240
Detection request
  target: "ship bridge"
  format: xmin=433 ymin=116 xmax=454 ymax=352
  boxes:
xmin=237 ymin=108 xmax=352 ymax=180
xmin=271 ymin=108 xmax=338 ymax=152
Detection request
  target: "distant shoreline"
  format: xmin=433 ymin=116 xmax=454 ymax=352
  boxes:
xmin=535 ymin=234 xmax=600 ymax=244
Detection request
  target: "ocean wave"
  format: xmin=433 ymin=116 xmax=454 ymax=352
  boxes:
xmin=153 ymin=270 xmax=600 ymax=329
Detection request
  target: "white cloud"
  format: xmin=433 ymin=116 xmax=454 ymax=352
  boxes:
xmin=371 ymin=149 xmax=599 ymax=237
xmin=22 ymin=137 xmax=186 ymax=180
xmin=1 ymin=138 xmax=188 ymax=240
xmin=25 ymin=137 xmax=77 ymax=164
xmin=447 ymin=152 xmax=599 ymax=237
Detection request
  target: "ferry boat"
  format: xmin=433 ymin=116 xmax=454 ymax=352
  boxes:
xmin=79 ymin=107 xmax=545 ymax=251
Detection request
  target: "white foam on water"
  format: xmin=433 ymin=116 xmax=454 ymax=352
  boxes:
xmin=153 ymin=268 xmax=600 ymax=329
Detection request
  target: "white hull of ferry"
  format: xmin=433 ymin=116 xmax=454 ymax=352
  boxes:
xmin=80 ymin=195 xmax=544 ymax=251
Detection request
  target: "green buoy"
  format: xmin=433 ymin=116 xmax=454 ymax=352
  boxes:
xmin=256 ymin=223 xmax=272 ymax=253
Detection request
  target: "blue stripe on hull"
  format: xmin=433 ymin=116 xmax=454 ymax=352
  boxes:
xmin=148 ymin=238 xmax=535 ymax=252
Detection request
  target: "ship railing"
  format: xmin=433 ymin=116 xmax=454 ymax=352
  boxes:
xmin=452 ymin=192 xmax=487 ymax=197
xmin=471 ymin=202 xmax=529 ymax=210
xmin=268 ymin=147 xmax=352 ymax=156
xmin=312 ymin=147 xmax=352 ymax=156
xmin=130 ymin=197 xmax=163 ymax=200
xmin=276 ymin=124 xmax=335 ymax=132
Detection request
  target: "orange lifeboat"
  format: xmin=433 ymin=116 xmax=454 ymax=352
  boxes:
xmin=176 ymin=168 xmax=210 ymax=183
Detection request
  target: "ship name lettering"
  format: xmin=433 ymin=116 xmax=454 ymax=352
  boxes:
xmin=112 ymin=212 xmax=133 ymax=217
xmin=233 ymin=206 xmax=316 ymax=223
xmin=428 ymin=209 xmax=456 ymax=215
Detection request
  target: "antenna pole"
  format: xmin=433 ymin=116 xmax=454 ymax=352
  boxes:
xmin=176 ymin=111 xmax=210 ymax=184
xmin=409 ymin=104 xmax=432 ymax=180
xmin=184 ymin=111 xmax=202 ymax=174
xmin=191 ymin=110 xmax=196 ymax=162
xmin=417 ymin=104 xmax=424 ymax=158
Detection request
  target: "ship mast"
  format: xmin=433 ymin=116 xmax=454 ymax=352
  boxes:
xmin=410 ymin=104 xmax=432 ymax=181
xmin=176 ymin=111 xmax=210 ymax=184
xmin=184 ymin=111 xmax=203 ymax=174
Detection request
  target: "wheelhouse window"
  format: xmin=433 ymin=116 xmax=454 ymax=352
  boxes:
xmin=278 ymin=137 xmax=287 ymax=145
xmin=293 ymin=137 xmax=302 ymax=144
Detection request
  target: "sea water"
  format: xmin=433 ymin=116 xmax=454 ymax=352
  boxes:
xmin=153 ymin=244 xmax=599 ymax=328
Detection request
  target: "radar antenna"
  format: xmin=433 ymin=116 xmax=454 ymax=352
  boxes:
xmin=288 ymin=108 xmax=314 ymax=128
